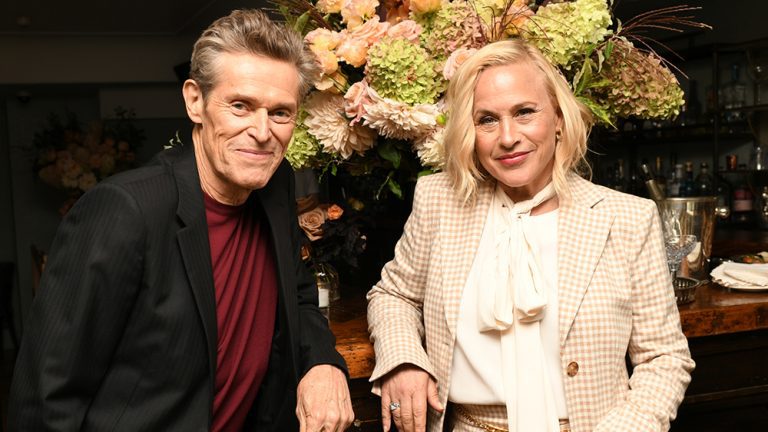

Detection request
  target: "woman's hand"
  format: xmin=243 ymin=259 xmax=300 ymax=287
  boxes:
xmin=380 ymin=364 xmax=443 ymax=432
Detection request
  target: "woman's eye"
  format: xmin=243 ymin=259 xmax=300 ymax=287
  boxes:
xmin=517 ymin=108 xmax=536 ymax=116
xmin=477 ymin=116 xmax=497 ymax=125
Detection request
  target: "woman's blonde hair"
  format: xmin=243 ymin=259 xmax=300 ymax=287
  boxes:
xmin=444 ymin=39 xmax=594 ymax=204
xmin=189 ymin=9 xmax=319 ymax=101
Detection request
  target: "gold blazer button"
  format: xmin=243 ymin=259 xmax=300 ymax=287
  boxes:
xmin=566 ymin=361 xmax=579 ymax=377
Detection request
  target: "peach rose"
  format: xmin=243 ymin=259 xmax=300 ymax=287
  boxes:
xmin=442 ymin=47 xmax=477 ymax=81
xmin=326 ymin=204 xmax=344 ymax=220
xmin=316 ymin=0 xmax=344 ymax=14
xmin=314 ymin=49 xmax=340 ymax=75
xmin=344 ymin=81 xmax=373 ymax=124
xmin=386 ymin=19 xmax=422 ymax=42
xmin=341 ymin=0 xmax=379 ymax=29
xmin=305 ymin=28 xmax=342 ymax=51
xmin=298 ymin=208 xmax=326 ymax=241
xmin=409 ymin=0 xmax=441 ymax=16
xmin=349 ymin=16 xmax=389 ymax=44
xmin=335 ymin=36 xmax=369 ymax=68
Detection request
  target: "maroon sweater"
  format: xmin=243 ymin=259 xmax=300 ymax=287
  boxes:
xmin=204 ymin=194 xmax=278 ymax=432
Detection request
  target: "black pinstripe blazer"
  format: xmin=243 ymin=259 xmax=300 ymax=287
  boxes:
xmin=9 ymin=144 xmax=346 ymax=431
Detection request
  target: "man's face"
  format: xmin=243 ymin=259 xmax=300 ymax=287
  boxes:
xmin=183 ymin=52 xmax=300 ymax=203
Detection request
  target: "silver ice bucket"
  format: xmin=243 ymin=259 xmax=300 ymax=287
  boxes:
xmin=656 ymin=197 xmax=729 ymax=280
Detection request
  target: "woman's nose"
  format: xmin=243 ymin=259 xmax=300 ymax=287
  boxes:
xmin=498 ymin=117 xmax=519 ymax=147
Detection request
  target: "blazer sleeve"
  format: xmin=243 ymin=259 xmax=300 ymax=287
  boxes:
xmin=366 ymin=177 xmax=437 ymax=388
xmin=595 ymin=199 xmax=695 ymax=431
xmin=9 ymin=183 xmax=145 ymax=431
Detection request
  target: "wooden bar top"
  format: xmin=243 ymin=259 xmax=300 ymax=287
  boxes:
xmin=678 ymin=280 xmax=768 ymax=338
xmin=331 ymin=280 xmax=768 ymax=379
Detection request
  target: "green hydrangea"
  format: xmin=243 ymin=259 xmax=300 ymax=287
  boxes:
xmin=285 ymin=111 xmax=321 ymax=169
xmin=595 ymin=39 xmax=685 ymax=120
xmin=415 ymin=1 xmax=484 ymax=63
xmin=366 ymin=37 xmax=441 ymax=105
xmin=524 ymin=0 xmax=612 ymax=69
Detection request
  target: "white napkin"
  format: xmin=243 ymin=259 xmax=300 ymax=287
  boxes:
xmin=723 ymin=263 xmax=768 ymax=286
xmin=711 ymin=262 xmax=768 ymax=289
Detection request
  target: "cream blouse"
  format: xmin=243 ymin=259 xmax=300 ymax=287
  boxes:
xmin=448 ymin=209 xmax=568 ymax=420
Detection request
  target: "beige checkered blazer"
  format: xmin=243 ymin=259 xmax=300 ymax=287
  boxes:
xmin=367 ymin=172 xmax=694 ymax=432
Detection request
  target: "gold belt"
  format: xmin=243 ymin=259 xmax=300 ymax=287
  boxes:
xmin=453 ymin=404 xmax=571 ymax=432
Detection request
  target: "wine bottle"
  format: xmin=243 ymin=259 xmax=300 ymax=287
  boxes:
xmin=640 ymin=163 xmax=666 ymax=201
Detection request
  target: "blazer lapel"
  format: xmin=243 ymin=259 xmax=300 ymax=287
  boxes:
xmin=557 ymin=175 xmax=614 ymax=348
xmin=443 ymin=181 xmax=493 ymax=338
xmin=173 ymin=146 xmax=218 ymax=389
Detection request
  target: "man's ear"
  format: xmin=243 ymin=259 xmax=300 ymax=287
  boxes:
xmin=182 ymin=79 xmax=204 ymax=124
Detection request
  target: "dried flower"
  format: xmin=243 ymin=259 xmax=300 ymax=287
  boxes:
xmin=416 ymin=1 xmax=484 ymax=63
xmin=595 ymin=38 xmax=685 ymax=120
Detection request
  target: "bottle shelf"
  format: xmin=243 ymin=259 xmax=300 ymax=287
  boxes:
xmin=599 ymin=121 xmax=753 ymax=144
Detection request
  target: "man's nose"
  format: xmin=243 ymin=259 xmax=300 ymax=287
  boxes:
xmin=247 ymin=108 xmax=271 ymax=142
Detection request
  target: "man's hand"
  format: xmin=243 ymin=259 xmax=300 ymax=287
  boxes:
xmin=296 ymin=364 xmax=354 ymax=432
xmin=380 ymin=364 xmax=443 ymax=432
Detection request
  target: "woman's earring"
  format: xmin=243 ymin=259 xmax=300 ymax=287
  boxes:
xmin=555 ymin=130 xmax=562 ymax=145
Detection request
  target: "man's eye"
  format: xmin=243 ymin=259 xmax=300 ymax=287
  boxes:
xmin=270 ymin=109 xmax=295 ymax=124
xmin=231 ymin=102 xmax=248 ymax=112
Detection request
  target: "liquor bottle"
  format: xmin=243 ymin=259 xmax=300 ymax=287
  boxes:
xmin=732 ymin=183 xmax=754 ymax=226
xmin=668 ymin=163 xmax=684 ymax=197
xmin=654 ymin=156 xmax=667 ymax=191
xmin=640 ymin=163 xmax=665 ymax=201
xmin=715 ymin=174 xmax=732 ymax=224
xmin=680 ymin=161 xmax=696 ymax=197
xmin=695 ymin=162 xmax=714 ymax=196
xmin=721 ymin=63 xmax=746 ymax=122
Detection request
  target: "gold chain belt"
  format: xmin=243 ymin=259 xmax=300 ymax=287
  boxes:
xmin=453 ymin=404 xmax=571 ymax=432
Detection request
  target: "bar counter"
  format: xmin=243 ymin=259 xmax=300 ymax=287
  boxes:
xmin=331 ymin=281 xmax=768 ymax=379
xmin=331 ymin=228 xmax=768 ymax=431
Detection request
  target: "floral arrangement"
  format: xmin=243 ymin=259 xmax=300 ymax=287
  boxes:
xmin=33 ymin=108 xmax=145 ymax=214
xmin=297 ymin=198 xmax=367 ymax=270
xmin=277 ymin=0 xmax=708 ymax=198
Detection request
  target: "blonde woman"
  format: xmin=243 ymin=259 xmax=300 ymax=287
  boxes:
xmin=367 ymin=39 xmax=693 ymax=432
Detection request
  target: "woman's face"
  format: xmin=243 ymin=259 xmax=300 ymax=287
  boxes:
xmin=473 ymin=62 xmax=563 ymax=202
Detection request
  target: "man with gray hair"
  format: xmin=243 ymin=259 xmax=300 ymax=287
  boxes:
xmin=10 ymin=9 xmax=353 ymax=431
